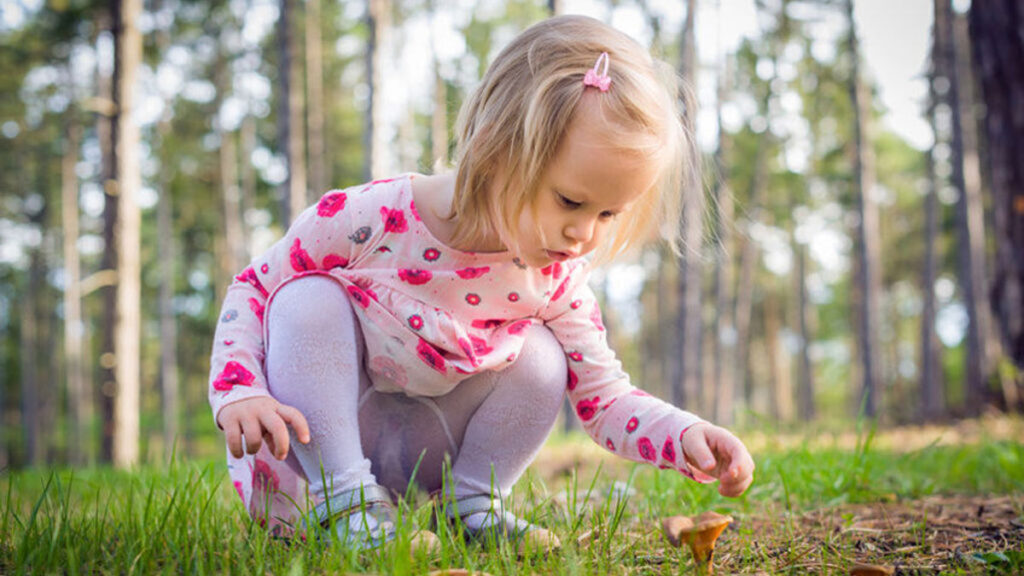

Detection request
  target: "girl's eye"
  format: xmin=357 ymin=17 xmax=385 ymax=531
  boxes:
xmin=599 ymin=211 xmax=617 ymax=220
xmin=558 ymin=194 xmax=581 ymax=209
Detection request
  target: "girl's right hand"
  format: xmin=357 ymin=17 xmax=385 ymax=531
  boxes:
xmin=216 ymin=396 xmax=311 ymax=460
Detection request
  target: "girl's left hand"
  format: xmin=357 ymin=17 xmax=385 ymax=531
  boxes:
xmin=681 ymin=422 xmax=755 ymax=497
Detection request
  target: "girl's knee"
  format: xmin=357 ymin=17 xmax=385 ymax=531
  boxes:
xmin=512 ymin=326 xmax=568 ymax=404
xmin=268 ymin=275 xmax=353 ymax=333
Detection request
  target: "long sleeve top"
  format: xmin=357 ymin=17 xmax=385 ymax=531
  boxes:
xmin=209 ymin=175 xmax=705 ymax=478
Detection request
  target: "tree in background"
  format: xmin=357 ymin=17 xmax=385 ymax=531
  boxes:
xmin=969 ymin=0 xmax=1024 ymax=409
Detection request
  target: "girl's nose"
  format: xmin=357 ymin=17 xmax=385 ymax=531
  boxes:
xmin=565 ymin=216 xmax=597 ymax=244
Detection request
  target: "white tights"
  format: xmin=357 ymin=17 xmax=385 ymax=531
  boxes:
xmin=266 ymin=275 xmax=566 ymax=510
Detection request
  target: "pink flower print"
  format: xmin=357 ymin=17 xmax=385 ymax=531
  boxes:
xmin=540 ymin=262 xmax=563 ymax=279
xmin=289 ymin=238 xmax=316 ymax=272
xmin=630 ymin=389 xmax=652 ymax=398
xmin=568 ymin=351 xmax=583 ymax=362
xmin=626 ymin=416 xmax=639 ymax=433
xmin=369 ymin=355 xmax=408 ymax=387
xmin=260 ymin=263 xmax=269 ymax=274
xmin=410 ymin=200 xmax=421 ymax=221
xmin=248 ymin=297 xmax=265 ymax=324
xmin=369 ymin=177 xmax=398 ymax=186
xmin=416 ymin=338 xmax=447 ymax=374
xmin=322 ymin=253 xmax=349 ymax=270
xmin=471 ymin=318 xmax=506 ymax=330
xmin=458 ymin=338 xmax=479 ymax=366
xmin=233 ymin=480 xmax=245 ymax=502
xmin=507 ymin=353 xmax=516 ymax=363
xmin=661 ymin=436 xmax=676 ymax=464
xmin=365 ymin=287 xmax=379 ymax=302
xmin=423 ymin=247 xmax=441 ymax=261
xmin=465 ymin=293 xmax=481 ymax=306
xmin=570 ymin=299 xmax=582 ymax=310
xmin=637 ymin=437 xmax=657 ymax=462
xmin=376 ymin=246 xmax=392 ymax=253
xmin=605 ymin=438 xmax=616 ymax=452
xmin=398 ymin=269 xmax=433 ymax=285
xmin=235 ymin=267 xmax=269 ymax=297
xmin=408 ymin=314 xmax=424 ymax=330
xmin=213 ymin=361 xmax=256 ymax=391
xmin=380 ymin=206 xmax=408 ymax=233
xmin=551 ymin=277 xmax=570 ymax=301
xmin=567 ymin=368 xmax=578 ymax=390
xmin=507 ymin=319 xmax=532 ymax=336
xmin=317 ymin=191 xmax=347 ymax=217
xmin=508 ymin=292 xmax=520 ymax=302
xmin=469 ymin=335 xmax=493 ymax=357
xmin=252 ymin=458 xmax=280 ymax=492
xmin=347 ymin=285 xmax=371 ymax=308
xmin=456 ymin=266 xmax=490 ymax=279
xmin=224 ymin=339 xmax=234 ymax=346
xmin=590 ymin=300 xmax=605 ymax=331
xmin=576 ymin=396 xmax=601 ymax=421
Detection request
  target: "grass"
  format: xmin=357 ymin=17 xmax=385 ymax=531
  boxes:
xmin=2 ymin=418 xmax=1023 ymax=575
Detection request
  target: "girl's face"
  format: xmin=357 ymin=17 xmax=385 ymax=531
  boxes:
xmin=514 ymin=101 xmax=661 ymax=268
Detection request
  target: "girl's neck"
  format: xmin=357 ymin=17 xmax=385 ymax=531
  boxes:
xmin=411 ymin=173 xmax=506 ymax=254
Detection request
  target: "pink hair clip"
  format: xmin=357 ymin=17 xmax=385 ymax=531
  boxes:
xmin=583 ymin=52 xmax=611 ymax=92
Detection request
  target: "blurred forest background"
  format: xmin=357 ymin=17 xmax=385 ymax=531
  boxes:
xmin=0 ymin=0 xmax=1021 ymax=471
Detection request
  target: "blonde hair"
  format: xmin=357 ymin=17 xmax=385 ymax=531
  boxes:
xmin=450 ymin=14 xmax=699 ymax=263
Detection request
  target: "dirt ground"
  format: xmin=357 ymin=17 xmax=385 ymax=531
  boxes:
xmin=528 ymin=418 xmax=1024 ymax=574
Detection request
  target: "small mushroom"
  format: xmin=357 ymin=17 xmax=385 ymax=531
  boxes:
xmin=662 ymin=511 xmax=733 ymax=574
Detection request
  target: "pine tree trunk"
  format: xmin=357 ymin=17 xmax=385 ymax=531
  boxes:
xmin=365 ymin=0 xmax=389 ymax=180
xmin=111 ymin=0 xmax=143 ymax=468
xmin=845 ymin=0 xmax=883 ymax=418
xmin=278 ymin=0 xmax=307 ymax=225
xmin=306 ymin=0 xmax=326 ymax=194
xmin=675 ymin=0 xmax=704 ymax=412
xmin=62 ymin=103 xmax=87 ymax=465
xmin=21 ymin=235 xmax=42 ymax=466
xmin=98 ymin=7 xmax=117 ymax=463
xmin=712 ymin=60 xmax=736 ymax=425
xmin=795 ymin=242 xmax=815 ymax=420
xmin=921 ymin=84 xmax=944 ymax=421
xmin=934 ymin=0 xmax=991 ymax=414
xmin=969 ymin=0 xmax=1024 ymax=408
xmin=215 ymin=47 xmax=245 ymax=281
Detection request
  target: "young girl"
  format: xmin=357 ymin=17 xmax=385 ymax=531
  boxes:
xmin=209 ymin=14 xmax=754 ymax=553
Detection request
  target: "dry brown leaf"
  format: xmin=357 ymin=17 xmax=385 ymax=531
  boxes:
xmin=849 ymin=562 xmax=894 ymax=576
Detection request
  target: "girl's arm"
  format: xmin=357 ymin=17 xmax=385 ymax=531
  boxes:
xmin=208 ymin=188 xmax=361 ymax=436
xmin=542 ymin=264 xmax=753 ymax=495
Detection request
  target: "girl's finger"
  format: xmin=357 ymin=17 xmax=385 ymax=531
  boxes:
xmin=225 ymin=421 xmax=244 ymax=459
xmin=259 ymin=410 xmax=291 ymax=460
xmin=277 ymin=404 xmax=311 ymax=444
xmin=683 ymin=426 xmax=717 ymax=473
xmin=240 ymin=414 xmax=264 ymax=455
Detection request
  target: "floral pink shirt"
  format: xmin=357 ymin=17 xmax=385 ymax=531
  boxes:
xmin=209 ymin=175 xmax=704 ymax=478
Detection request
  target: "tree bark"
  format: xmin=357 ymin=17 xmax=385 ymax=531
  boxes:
xmin=921 ymin=83 xmax=944 ymax=421
xmin=795 ymin=241 xmax=815 ymax=421
xmin=365 ymin=0 xmax=389 ymax=180
xmin=675 ymin=0 xmax=704 ymax=413
xmin=62 ymin=100 xmax=87 ymax=465
xmin=278 ymin=0 xmax=307 ymax=225
xmin=214 ymin=47 xmax=245 ymax=282
xmin=111 ymin=0 xmax=143 ymax=468
xmin=969 ymin=0 xmax=1024 ymax=408
xmin=98 ymin=7 xmax=117 ymax=463
xmin=845 ymin=0 xmax=883 ymax=418
xmin=934 ymin=0 xmax=992 ymax=414
xmin=712 ymin=59 xmax=736 ymax=426
xmin=306 ymin=0 xmax=327 ymax=195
